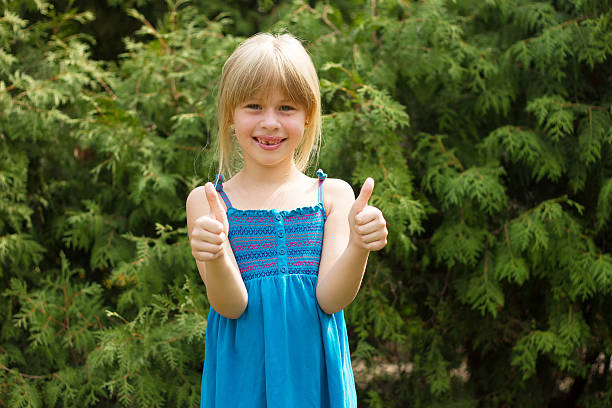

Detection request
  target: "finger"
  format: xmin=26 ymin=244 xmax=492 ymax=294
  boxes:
xmin=361 ymin=229 xmax=388 ymax=244
xmin=352 ymin=178 xmax=374 ymax=214
xmin=194 ymin=215 xmax=224 ymax=235
xmin=355 ymin=206 xmax=381 ymax=225
xmin=191 ymin=239 xmax=225 ymax=253
xmin=356 ymin=220 xmax=385 ymax=235
xmin=365 ymin=239 xmax=387 ymax=251
xmin=190 ymin=229 xmax=225 ymax=246
xmin=204 ymin=182 xmax=227 ymax=222
xmin=191 ymin=251 xmax=221 ymax=262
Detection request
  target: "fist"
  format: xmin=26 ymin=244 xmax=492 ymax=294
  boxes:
xmin=348 ymin=178 xmax=388 ymax=251
xmin=189 ymin=182 xmax=229 ymax=262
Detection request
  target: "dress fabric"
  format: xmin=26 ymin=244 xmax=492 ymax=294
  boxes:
xmin=200 ymin=170 xmax=357 ymax=408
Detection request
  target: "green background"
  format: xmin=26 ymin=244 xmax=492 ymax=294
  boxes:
xmin=1 ymin=0 xmax=611 ymax=406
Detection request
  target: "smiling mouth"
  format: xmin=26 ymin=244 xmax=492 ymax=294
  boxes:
xmin=255 ymin=137 xmax=285 ymax=145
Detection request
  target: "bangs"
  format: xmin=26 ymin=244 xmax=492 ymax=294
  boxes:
xmin=223 ymin=42 xmax=315 ymax=113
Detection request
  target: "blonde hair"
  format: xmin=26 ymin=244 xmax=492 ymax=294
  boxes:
xmin=216 ymin=33 xmax=321 ymax=176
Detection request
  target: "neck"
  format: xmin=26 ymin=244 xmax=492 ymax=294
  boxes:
xmin=236 ymin=160 xmax=303 ymax=186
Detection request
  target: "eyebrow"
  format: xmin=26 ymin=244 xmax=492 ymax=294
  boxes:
xmin=243 ymin=97 xmax=296 ymax=104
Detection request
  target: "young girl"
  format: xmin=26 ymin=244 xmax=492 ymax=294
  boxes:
xmin=186 ymin=33 xmax=388 ymax=407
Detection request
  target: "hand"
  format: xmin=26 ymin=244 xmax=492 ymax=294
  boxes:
xmin=348 ymin=178 xmax=388 ymax=251
xmin=189 ymin=182 xmax=230 ymax=262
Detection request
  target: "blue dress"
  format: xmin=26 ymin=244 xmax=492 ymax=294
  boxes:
xmin=200 ymin=170 xmax=357 ymax=408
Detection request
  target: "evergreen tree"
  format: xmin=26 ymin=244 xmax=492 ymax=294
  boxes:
xmin=1 ymin=0 xmax=611 ymax=406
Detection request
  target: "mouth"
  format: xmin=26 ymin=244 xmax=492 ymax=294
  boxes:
xmin=253 ymin=137 xmax=287 ymax=150
xmin=254 ymin=137 xmax=285 ymax=146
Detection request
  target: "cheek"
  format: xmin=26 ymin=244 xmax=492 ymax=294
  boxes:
xmin=289 ymin=118 xmax=307 ymax=135
xmin=233 ymin=117 xmax=254 ymax=135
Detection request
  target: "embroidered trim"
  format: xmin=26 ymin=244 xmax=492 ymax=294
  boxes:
xmin=242 ymin=270 xmax=319 ymax=281
xmin=227 ymin=202 xmax=325 ymax=219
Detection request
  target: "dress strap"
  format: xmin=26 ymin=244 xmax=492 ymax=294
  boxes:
xmin=316 ymin=169 xmax=327 ymax=203
xmin=214 ymin=174 xmax=233 ymax=209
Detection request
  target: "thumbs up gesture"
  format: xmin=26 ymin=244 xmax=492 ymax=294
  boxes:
xmin=348 ymin=178 xmax=388 ymax=251
xmin=189 ymin=182 xmax=230 ymax=262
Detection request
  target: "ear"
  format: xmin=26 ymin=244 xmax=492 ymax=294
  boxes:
xmin=304 ymin=111 xmax=312 ymax=129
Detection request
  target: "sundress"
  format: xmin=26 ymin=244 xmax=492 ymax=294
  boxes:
xmin=200 ymin=169 xmax=357 ymax=408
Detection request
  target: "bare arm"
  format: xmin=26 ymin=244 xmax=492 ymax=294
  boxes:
xmin=186 ymin=183 xmax=248 ymax=319
xmin=316 ymin=178 xmax=388 ymax=314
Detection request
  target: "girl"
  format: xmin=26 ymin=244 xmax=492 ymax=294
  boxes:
xmin=187 ymin=33 xmax=388 ymax=407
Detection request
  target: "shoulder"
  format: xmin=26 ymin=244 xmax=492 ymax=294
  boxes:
xmin=186 ymin=185 xmax=206 ymax=208
xmin=322 ymin=177 xmax=355 ymax=215
xmin=186 ymin=185 xmax=211 ymax=221
xmin=323 ymin=177 xmax=354 ymax=200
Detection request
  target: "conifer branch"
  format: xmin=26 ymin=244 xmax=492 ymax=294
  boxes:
xmin=322 ymin=5 xmax=342 ymax=35
xmin=128 ymin=10 xmax=170 ymax=55
xmin=521 ymin=15 xmax=590 ymax=43
xmin=0 ymin=362 xmax=51 ymax=380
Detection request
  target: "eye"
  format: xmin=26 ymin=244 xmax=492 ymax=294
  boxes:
xmin=279 ymin=105 xmax=296 ymax=112
xmin=246 ymin=103 xmax=261 ymax=110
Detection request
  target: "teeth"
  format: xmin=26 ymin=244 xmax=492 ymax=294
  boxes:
xmin=257 ymin=138 xmax=282 ymax=145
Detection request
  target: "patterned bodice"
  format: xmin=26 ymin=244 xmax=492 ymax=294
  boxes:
xmin=215 ymin=170 xmax=327 ymax=282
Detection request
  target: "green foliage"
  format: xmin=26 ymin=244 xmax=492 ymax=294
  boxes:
xmin=1 ymin=0 xmax=611 ymax=407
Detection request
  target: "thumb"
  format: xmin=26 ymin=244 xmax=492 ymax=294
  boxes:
xmin=204 ymin=182 xmax=227 ymax=224
xmin=352 ymin=178 xmax=374 ymax=214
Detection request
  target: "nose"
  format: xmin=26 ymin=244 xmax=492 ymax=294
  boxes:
xmin=260 ymin=108 xmax=280 ymax=130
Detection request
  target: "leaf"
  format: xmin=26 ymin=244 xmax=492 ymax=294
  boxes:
xmin=494 ymin=250 xmax=530 ymax=285
xmin=462 ymin=270 xmax=505 ymax=317
xmin=441 ymin=166 xmax=507 ymax=214
xmin=526 ymin=95 xmax=575 ymax=141
xmin=596 ymin=177 xmax=612 ymax=230
xmin=483 ymin=125 xmax=565 ymax=181
xmin=424 ymin=344 xmax=451 ymax=396
xmin=577 ymin=110 xmax=610 ymax=165
xmin=432 ymin=222 xmax=487 ymax=267
xmin=512 ymin=330 xmax=557 ymax=380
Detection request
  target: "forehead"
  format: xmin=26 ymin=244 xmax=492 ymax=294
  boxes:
xmin=246 ymin=87 xmax=293 ymax=102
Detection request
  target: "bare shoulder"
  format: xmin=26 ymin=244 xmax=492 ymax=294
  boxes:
xmin=324 ymin=177 xmax=355 ymax=200
xmin=187 ymin=185 xmax=207 ymax=207
xmin=186 ymin=186 xmax=210 ymax=222
xmin=322 ymin=177 xmax=355 ymax=215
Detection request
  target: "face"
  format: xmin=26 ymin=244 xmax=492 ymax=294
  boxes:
xmin=232 ymin=88 xmax=307 ymax=169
